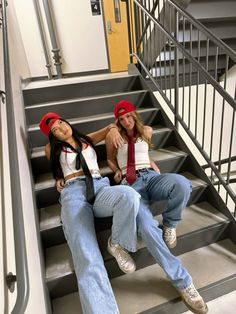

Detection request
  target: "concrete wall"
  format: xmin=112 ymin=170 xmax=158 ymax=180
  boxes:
xmin=0 ymin=2 xmax=48 ymax=313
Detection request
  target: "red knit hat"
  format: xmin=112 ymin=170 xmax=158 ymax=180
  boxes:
xmin=39 ymin=112 xmax=61 ymax=136
xmin=114 ymin=100 xmax=136 ymax=119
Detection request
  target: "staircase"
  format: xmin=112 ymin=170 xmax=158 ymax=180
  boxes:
xmin=186 ymin=0 xmax=236 ymax=52
xmin=23 ymin=72 xmax=236 ymax=313
xmin=144 ymin=0 xmax=236 ymax=89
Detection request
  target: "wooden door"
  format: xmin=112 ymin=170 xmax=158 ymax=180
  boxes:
xmin=103 ymin=0 xmax=130 ymax=72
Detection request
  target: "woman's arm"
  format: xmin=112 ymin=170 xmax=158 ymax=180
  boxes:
xmin=88 ymin=123 xmax=124 ymax=147
xmin=45 ymin=143 xmax=51 ymax=160
xmin=106 ymin=132 xmax=123 ymax=183
xmin=150 ymin=159 xmax=161 ymax=173
xmin=45 ymin=143 xmax=65 ymax=191
xmin=143 ymin=126 xmax=160 ymax=173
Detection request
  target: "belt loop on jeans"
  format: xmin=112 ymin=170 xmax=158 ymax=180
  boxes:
xmin=122 ymin=167 xmax=153 ymax=179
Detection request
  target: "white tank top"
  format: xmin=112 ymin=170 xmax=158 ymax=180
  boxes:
xmin=117 ymin=138 xmax=151 ymax=175
xmin=60 ymin=145 xmax=100 ymax=177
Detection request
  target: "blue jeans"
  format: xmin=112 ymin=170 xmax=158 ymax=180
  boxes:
xmin=60 ymin=176 xmax=140 ymax=314
xmin=122 ymin=169 xmax=193 ymax=288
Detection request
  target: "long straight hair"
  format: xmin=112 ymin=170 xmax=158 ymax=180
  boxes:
xmin=48 ymin=119 xmax=94 ymax=180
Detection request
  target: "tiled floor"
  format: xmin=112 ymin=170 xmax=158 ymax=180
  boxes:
xmin=182 ymin=290 xmax=236 ymax=314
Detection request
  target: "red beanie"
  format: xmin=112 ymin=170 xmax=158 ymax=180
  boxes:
xmin=114 ymin=100 xmax=136 ymax=119
xmin=39 ymin=112 xmax=61 ymax=136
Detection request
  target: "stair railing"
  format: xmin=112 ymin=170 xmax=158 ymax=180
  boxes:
xmin=0 ymin=0 xmax=29 ymax=313
xmin=124 ymin=0 xmax=236 ymax=217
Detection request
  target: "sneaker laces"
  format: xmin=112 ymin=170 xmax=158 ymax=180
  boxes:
xmin=110 ymin=242 xmax=132 ymax=265
xmin=183 ymin=285 xmax=200 ymax=299
xmin=163 ymin=226 xmax=176 ymax=239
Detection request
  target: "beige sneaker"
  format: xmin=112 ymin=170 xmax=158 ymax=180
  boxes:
xmin=107 ymin=237 xmax=136 ymax=274
xmin=163 ymin=225 xmax=177 ymax=248
xmin=179 ymin=283 xmax=208 ymax=314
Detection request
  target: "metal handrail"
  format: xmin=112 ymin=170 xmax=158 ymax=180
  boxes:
xmin=42 ymin=0 xmax=63 ymax=78
xmin=33 ymin=0 xmax=53 ymax=79
xmin=126 ymin=0 xmax=236 ymax=216
xmin=1 ymin=0 xmax=29 ymax=313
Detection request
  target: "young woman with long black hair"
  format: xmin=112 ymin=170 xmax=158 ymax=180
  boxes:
xmin=39 ymin=112 xmax=141 ymax=314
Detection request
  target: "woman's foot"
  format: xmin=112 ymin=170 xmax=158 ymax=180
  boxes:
xmin=178 ymin=283 xmax=208 ymax=314
xmin=163 ymin=225 xmax=177 ymax=248
xmin=107 ymin=237 xmax=136 ymax=274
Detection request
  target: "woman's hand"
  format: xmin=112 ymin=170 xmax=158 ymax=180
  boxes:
xmin=56 ymin=179 xmax=65 ymax=193
xmin=109 ymin=128 xmax=124 ymax=149
xmin=114 ymin=169 xmax=122 ymax=183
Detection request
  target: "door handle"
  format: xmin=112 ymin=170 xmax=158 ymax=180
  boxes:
xmin=107 ymin=20 xmax=112 ymax=34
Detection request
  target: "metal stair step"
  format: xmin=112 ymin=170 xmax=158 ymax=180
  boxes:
xmin=46 ymin=228 xmax=236 ymax=302
xmin=39 ymin=172 xmax=209 ymax=248
xmin=31 ymin=125 xmax=173 ymax=176
xmin=35 ymin=146 xmax=188 ymax=192
xmin=186 ymin=0 xmax=236 ymax=21
xmin=25 ymin=90 xmax=148 ymax=125
xmin=34 ymin=147 xmax=197 ymax=209
xmin=28 ymin=107 xmax=159 ymax=148
xmin=23 ymin=74 xmax=145 ymax=106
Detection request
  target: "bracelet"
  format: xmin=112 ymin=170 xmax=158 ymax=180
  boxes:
xmin=109 ymin=126 xmax=118 ymax=131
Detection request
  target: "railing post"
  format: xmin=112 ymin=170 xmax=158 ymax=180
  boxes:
xmin=42 ymin=0 xmax=63 ymax=78
xmin=33 ymin=0 xmax=53 ymax=79
xmin=174 ymin=9 xmax=179 ymax=130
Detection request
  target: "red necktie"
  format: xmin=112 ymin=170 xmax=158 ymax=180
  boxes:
xmin=126 ymin=135 xmax=136 ymax=184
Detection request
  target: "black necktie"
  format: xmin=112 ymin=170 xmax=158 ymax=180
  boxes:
xmin=76 ymin=146 xmax=95 ymax=205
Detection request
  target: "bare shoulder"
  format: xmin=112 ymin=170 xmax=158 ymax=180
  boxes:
xmin=45 ymin=143 xmax=51 ymax=160
xmin=143 ymin=125 xmax=153 ymax=137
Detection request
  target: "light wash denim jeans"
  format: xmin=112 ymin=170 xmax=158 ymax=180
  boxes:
xmin=60 ymin=176 xmax=140 ymax=314
xmin=122 ymin=169 xmax=193 ymax=289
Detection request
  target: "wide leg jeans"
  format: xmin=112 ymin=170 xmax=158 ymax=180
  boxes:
xmin=60 ymin=176 xmax=140 ymax=314
xmin=123 ymin=169 xmax=193 ymax=289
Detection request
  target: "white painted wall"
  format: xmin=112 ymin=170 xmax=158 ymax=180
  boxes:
xmin=13 ymin=0 xmax=109 ymax=78
xmin=0 ymin=2 xmax=47 ymax=313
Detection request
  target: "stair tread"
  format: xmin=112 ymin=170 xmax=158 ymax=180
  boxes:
xmin=28 ymin=107 xmax=158 ymax=132
xmin=23 ymin=72 xmax=132 ymax=90
xmin=25 ymin=90 xmax=148 ymax=109
xmin=34 ymin=146 xmax=188 ymax=190
xmin=40 ymin=172 xmax=208 ymax=231
xmin=31 ymin=125 xmax=173 ymax=159
xmin=187 ymin=1 xmax=236 ymax=20
xmin=52 ymin=239 xmax=236 ymax=314
xmin=45 ymin=201 xmax=229 ymax=281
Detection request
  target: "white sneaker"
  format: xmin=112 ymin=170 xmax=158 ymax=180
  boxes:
xmin=163 ymin=225 xmax=177 ymax=248
xmin=179 ymin=283 xmax=208 ymax=314
xmin=107 ymin=237 xmax=136 ymax=274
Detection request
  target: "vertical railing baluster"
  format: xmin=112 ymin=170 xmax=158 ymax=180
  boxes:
xmin=182 ymin=16 xmax=185 ymax=121
xmin=195 ymin=30 xmax=200 ymax=138
xmin=226 ymin=108 xmax=235 ymax=204
xmin=188 ymin=22 xmax=193 ymax=129
xmin=202 ymin=38 xmax=209 ymax=150
xmin=174 ymin=8 xmax=179 ymax=129
xmin=218 ymin=55 xmax=229 ymax=192
xmin=169 ymin=4 xmax=173 ymax=98
xmin=209 ymin=46 xmax=219 ymax=182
